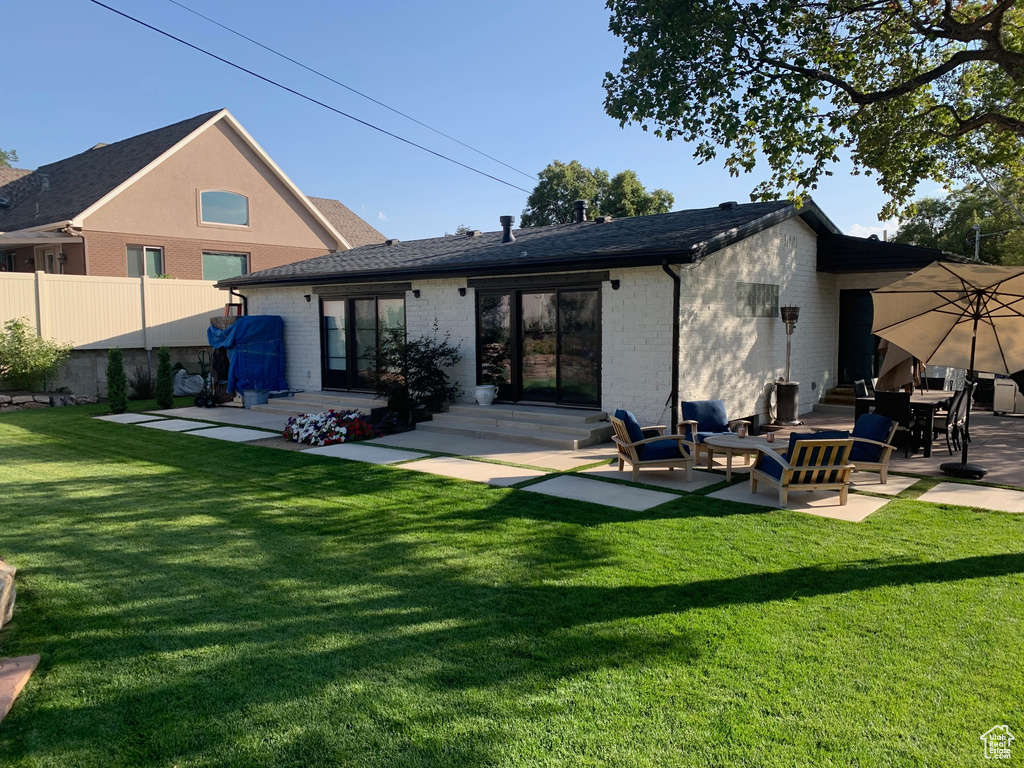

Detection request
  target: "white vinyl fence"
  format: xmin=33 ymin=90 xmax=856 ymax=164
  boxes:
xmin=0 ymin=271 xmax=229 ymax=349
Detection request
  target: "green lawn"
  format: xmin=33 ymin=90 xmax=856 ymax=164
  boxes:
xmin=0 ymin=403 xmax=1022 ymax=767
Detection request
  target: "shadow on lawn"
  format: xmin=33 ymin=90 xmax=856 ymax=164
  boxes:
xmin=2 ymin=408 xmax=1024 ymax=766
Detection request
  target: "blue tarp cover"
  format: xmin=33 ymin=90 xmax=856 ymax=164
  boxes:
xmin=207 ymin=315 xmax=288 ymax=394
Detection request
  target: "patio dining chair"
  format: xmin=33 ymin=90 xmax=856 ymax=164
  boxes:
xmin=871 ymin=391 xmax=921 ymax=458
xmin=611 ymin=410 xmax=696 ymax=481
xmin=932 ymin=382 xmax=974 ymax=455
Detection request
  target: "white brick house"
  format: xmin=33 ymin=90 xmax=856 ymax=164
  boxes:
xmin=222 ymin=200 xmax=950 ymax=428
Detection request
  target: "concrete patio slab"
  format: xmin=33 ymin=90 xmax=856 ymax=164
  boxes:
xmin=0 ymin=654 xmax=39 ymax=725
xmin=186 ymin=426 xmax=280 ymax=442
xmin=849 ymin=473 xmax=920 ymax=496
xmin=136 ymin=419 xmax=210 ymax=432
xmin=523 ymin=475 xmax=679 ymax=512
xmin=400 ymin=456 xmax=548 ymax=487
xmin=580 ymin=462 xmax=723 ymax=492
xmin=917 ymin=482 xmax=1024 ymax=513
xmin=148 ymin=407 xmax=286 ymax=432
xmin=94 ymin=413 xmax=165 ymax=424
xmin=369 ymin=431 xmax=614 ymax=470
xmin=708 ymin=482 xmax=890 ymax=522
xmin=303 ymin=444 xmax=428 ymax=464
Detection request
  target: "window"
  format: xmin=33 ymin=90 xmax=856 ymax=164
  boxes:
xmin=735 ymin=282 xmax=779 ymax=318
xmin=1 ymin=251 xmax=15 ymax=272
xmin=200 ymin=190 xmax=249 ymax=226
xmin=202 ymin=251 xmax=248 ymax=281
xmin=127 ymin=245 xmax=163 ymax=277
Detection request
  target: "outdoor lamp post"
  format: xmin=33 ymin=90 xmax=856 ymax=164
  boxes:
xmin=776 ymin=305 xmax=801 ymax=425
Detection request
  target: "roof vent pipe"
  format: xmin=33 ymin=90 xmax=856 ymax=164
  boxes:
xmin=573 ymin=199 xmax=589 ymax=223
xmin=500 ymin=215 xmax=516 ymax=243
xmin=718 ymin=201 xmax=738 ymax=210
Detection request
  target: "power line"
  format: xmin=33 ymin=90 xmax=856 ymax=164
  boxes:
xmin=85 ymin=0 xmax=534 ymax=196
xmin=164 ymin=0 xmax=538 ymax=182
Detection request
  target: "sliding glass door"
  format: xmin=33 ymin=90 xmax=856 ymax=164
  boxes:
xmin=321 ymin=295 xmax=405 ymax=390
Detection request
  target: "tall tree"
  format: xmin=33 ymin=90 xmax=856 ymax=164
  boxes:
xmin=0 ymin=149 xmax=17 ymax=168
xmin=603 ymin=0 xmax=1024 ymax=219
xmin=520 ymin=160 xmax=672 ymax=226
xmin=893 ymin=183 xmax=1024 ymax=264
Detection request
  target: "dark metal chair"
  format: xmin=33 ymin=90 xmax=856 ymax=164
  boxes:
xmin=933 ymin=382 xmax=975 ymax=455
xmin=854 ymin=379 xmax=875 ymax=399
xmin=872 ymin=391 xmax=918 ymax=458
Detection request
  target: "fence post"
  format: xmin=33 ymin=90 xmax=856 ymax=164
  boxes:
xmin=140 ymin=275 xmax=150 ymax=351
xmin=34 ymin=270 xmax=47 ymax=338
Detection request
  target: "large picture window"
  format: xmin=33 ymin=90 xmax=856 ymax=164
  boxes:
xmin=202 ymin=251 xmax=248 ymax=281
xmin=127 ymin=245 xmax=163 ymax=277
xmin=200 ymin=190 xmax=249 ymax=226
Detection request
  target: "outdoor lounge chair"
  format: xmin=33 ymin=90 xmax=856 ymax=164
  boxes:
xmin=814 ymin=413 xmax=897 ymax=483
xmin=749 ymin=432 xmax=855 ymax=506
xmin=611 ymin=410 xmax=695 ymax=482
xmin=678 ymin=399 xmax=751 ymax=469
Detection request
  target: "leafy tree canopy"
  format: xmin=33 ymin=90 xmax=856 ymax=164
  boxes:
xmin=893 ymin=182 xmax=1024 ymax=264
xmin=604 ymin=0 xmax=1024 ymax=219
xmin=520 ymin=160 xmax=673 ymax=226
xmin=0 ymin=148 xmax=16 ymax=168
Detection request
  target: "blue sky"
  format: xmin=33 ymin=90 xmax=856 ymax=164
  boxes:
xmin=3 ymin=0 xmax=922 ymax=242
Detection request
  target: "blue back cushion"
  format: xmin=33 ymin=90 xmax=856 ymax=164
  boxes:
xmin=681 ymin=400 xmax=729 ymax=432
xmin=614 ymin=409 xmax=645 ymax=445
xmin=850 ymin=413 xmax=893 ymax=462
xmin=786 ymin=430 xmax=849 ymax=484
xmin=640 ymin=439 xmax=689 ymax=461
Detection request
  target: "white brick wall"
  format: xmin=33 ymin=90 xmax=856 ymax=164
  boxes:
xmin=241 ymin=217 xmax=839 ymax=423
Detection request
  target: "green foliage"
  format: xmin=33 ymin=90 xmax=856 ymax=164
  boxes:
xmin=128 ymin=366 xmax=155 ymax=401
xmin=105 ymin=348 xmax=128 ymax=414
xmin=520 ymin=160 xmax=673 ymax=226
xmin=0 ymin=317 xmax=73 ymax=391
xmin=894 ymin=183 xmax=1024 ymax=265
xmin=0 ymin=148 xmax=17 ymax=168
xmin=371 ymin=322 xmax=462 ymax=419
xmin=155 ymin=347 xmax=175 ymax=408
xmin=604 ymin=0 xmax=1024 ymax=219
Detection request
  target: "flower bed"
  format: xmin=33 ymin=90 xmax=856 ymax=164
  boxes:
xmin=283 ymin=409 xmax=381 ymax=446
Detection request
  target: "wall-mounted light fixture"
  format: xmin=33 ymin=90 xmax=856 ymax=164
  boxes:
xmin=57 ymin=252 xmax=67 ymax=274
xmin=458 ymin=287 xmax=467 ymax=297
xmin=610 ymin=279 xmax=620 ymax=291
xmin=304 ymin=294 xmax=311 ymax=303
xmin=413 ymin=289 xmax=421 ymax=298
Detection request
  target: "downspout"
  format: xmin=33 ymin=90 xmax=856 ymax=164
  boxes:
xmin=661 ymin=260 xmax=681 ymax=427
xmin=229 ymin=288 xmax=248 ymax=316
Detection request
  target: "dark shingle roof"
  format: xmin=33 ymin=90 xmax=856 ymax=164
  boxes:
xmin=817 ymin=233 xmax=970 ymax=272
xmin=307 ymin=196 xmax=387 ymax=248
xmin=0 ymin=111 xmax=220 ymax=232
xmin=224 ymin=201 xmax=830 ymax=288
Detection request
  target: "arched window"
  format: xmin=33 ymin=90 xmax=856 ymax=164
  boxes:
xmin=200 ymin=190 xmax=249 ymax=226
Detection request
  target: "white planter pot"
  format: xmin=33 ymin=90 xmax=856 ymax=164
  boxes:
xmin=474 ymin=384 xmax=498 ymax=406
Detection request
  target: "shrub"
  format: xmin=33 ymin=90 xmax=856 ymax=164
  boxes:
xmin=283 ymin=410 xmax=380 ymax=446
xmin=0 ymin=317 xmax=73 ymax=391
xmin=155 ymin=347 xmax=174 ymax=408
xmin=371 ymin=322 xmax=462 ymax=421
xmin=128 ymin=366 xmax=155 ymax=400
xmin=106 ymin=348 xmax=128 ymax=414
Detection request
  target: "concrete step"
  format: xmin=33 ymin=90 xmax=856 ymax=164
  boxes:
xmin=427 ymin=411 xmax=604 ymax=437
xmin=251 ymin=391 xmax=383 ymax=418
xmin=446 ymin=403 xmax=607 ymax=425
xmin=416 ymin=420 xmax=613 ymax=450
xmin=811 ymin=402 xmax=856 ymax=416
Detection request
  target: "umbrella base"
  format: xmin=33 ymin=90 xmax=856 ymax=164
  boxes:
xmin=939 ymin=461 xmax=988 ymax=480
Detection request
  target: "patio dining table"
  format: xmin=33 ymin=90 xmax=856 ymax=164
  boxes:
xmin=854 ymin=390 xmax=952 ymax=459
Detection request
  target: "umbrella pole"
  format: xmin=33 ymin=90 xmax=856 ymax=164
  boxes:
xmin=940 ymin=295 xmax=988 ymax=479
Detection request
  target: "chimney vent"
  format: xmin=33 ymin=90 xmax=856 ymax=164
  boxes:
xmin=385 ymin=238 xmax=400 ymax=246
xmin=499 ymin=215 xmax=516 ymax=243
xmin=595 ymin=215 xmax=613 ymax=224
xmin=572 ymin=199 xmax=589 ymax=223
xmin=718 ymin=201 xmax=738 ymax=210
xmin=465 ymin=230 xmax=482 ymax=237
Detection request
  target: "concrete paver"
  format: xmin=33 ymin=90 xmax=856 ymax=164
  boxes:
xmin=400 ymin=456 xmax=548 ymax=487
xmin=523 ymin=475 xmax=679 ymax=512
xmin=918 ymin=482 xmax=1024 ymax=513
xmin=94 ymin=413 xmax=165 ymax=424
xmin=303 ymin=444 xmax=428 ymax=464
xmin=187 ymin=426 xmax=280 ymax=442
xmin=849 ymin=473 xmax=920 ymax=496
xmin=136 ymin=419 xmax=210 ymax=432
xmin=369 ymin=431 xmax=613 ymax=470
xmin=708 ymin=481 xmax=890 ymax=522
xmin=0 ymin=655 xmax=39 ymax=726
xmin=580 ymin=462 xmax=723 ymax=492
xmin=148 ymin=406 xmax=286 ymax=432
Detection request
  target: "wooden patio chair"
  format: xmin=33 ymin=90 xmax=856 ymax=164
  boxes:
xmin=814 ymin=413 xmax=898 ymax=483
xmin=749 ymin=435 xmax=855 ymax=506
xmin=610 ymin=412 xmax=696 ymax=482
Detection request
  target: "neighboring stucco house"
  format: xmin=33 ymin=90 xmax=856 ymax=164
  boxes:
xmin=220 ymin=199 xmax=949 ymax=431
xmin=0 ymin=109 xmax=384 ymax=280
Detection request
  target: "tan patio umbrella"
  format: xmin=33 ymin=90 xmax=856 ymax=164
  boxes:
xmin=872 ymin=261 xmax=1024 ymax=478
xmin=874 ymin=339 xmax=917 ymax=392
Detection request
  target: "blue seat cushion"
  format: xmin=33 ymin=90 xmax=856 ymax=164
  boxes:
xmin=850 ymin=413 xmax=894 ymax=462
xmin=614 ymin=409 xmax=645 ymax=445
xmin=638 ymin=438 xmax=690 ymax=461
xmin=681 ymin=400 xmax=730 ymax=432
xmin=694 ymin=429 xmax=733 ymax=444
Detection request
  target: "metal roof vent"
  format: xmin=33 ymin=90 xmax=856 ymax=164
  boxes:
xmin=595 ymin=215 xmax=613 ymax=224
xmin=500 ymin=215 xmax=516 ymax=243
xmin=573 ymin=199 xmax=589 ymax=223
xmin=0 ymin=198 xmax=9 ymax=208
xmin=385 ymin=239 xmax=400 ymax=246
xmin=718 ymin=201 xmax=738 ymax=210
xmin=465 ymin=230 xmax=482 ymax=237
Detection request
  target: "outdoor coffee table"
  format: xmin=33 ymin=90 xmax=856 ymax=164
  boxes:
xmin=702 ymin=434 xmax=780 ymax=481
